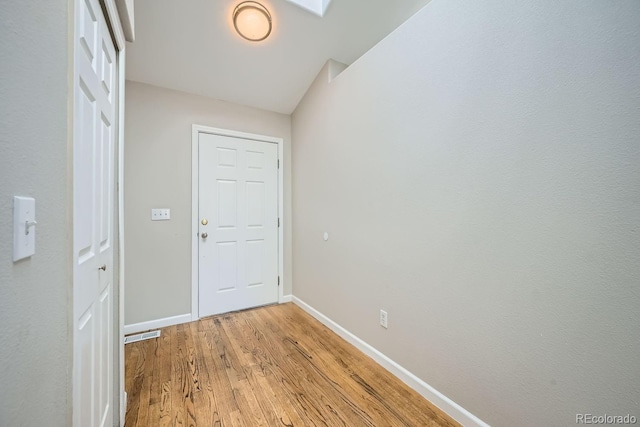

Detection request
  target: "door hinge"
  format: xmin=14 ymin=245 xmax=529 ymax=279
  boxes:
xmin=277 ymin=159 xmax=280 ymax=169
xmin=278 ymin=218 xmax=280 ymax=227
xmin=278 ymin=276 xmax=280 ymax=286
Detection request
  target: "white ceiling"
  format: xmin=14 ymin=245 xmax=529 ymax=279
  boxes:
xmin=126 ymin=0 xmax=431 ymax=114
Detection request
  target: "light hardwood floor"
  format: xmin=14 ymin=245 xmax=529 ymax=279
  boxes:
xmin=125 ymin=302 xmax=460 ymax=427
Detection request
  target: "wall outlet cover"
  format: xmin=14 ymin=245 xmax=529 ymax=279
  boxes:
xmin=380 ymin=309 xmax=388 ymax=329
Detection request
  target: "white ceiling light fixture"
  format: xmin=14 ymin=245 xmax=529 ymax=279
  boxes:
xmin=233 ymin=1 xmax=272 ymax=42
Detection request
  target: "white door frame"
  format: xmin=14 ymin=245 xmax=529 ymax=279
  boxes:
xmin=104 ymin=3 xmax=127 ymax=424
xmin=191 ymin=125 xmax=285 ymax=321
xmin=72 ymin=0 xmax=126 ymax=425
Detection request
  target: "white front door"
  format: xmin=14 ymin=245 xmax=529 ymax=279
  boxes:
xmin=73 ymin=0 xmax=116 ymax=425
xmin=198 ymin=133 xmax=279 ymax=317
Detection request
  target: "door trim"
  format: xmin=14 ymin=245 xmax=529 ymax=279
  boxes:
xmin=101 ymin=2 xmax=127 ymax=424
xmin=191 ymin=125 xmax=285 ymax=321
xmin=100 ymin=3 xmax=127 ymax=425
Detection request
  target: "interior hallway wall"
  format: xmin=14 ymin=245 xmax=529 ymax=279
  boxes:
xmin=124 ymin=80 xmax=292 ymax=325
xmin=0 ymin=0 xmax=72 ymax=424
xmin=291 ymin=1 xmax=640 ymax=425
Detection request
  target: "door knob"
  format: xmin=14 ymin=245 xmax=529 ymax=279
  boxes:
xmin=98 ymin=264 xmax=107 ymax=271
xmin=201 ymin=232 xmax=208 ymax=239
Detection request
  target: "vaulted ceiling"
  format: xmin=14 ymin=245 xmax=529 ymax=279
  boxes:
xmin=126 ymin=0 xmax=431 ymax=114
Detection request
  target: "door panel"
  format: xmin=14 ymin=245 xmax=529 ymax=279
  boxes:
xmin=198 ymin=133 xmax=278 ymax=317
xmin=98 ymin=286 xmax=112 ymax=427
xmin=99 ymin=115 xmax=113 ymax=252
xmin=77 ymin=309 xmax=94 ymax=427
xmin=246 ymin=239 xmax=265 ymax=286
xmin=73 ymin=0 xmax=115 ymax=425
xmin=218 ymin=180 xmax=237 ymax=227
xmin=246 ymin=181 xmax=265 ymax=226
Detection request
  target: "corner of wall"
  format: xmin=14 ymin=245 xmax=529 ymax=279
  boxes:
xmin=291 ymin=296 xmax=490 ymax=427
xmin=327 ymin=59 xmax=348 ymax=82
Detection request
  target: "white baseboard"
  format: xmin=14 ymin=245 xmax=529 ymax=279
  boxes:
xmin=125 ymin=297 xmax=293 ymax=335
xmin=124 ymin=313 xmax=192 ymax=335
xmin=292 ymin=296 xmax=490 ymax=427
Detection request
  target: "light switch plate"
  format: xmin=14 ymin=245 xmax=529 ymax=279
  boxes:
xmin=151 ymin=208 xmax=171 ymax=221
xmin=13 ymin=196 xmax=36 ymax=261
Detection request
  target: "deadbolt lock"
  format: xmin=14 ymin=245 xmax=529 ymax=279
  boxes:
xmin=201 ymin=219 xmax=208 ymax=226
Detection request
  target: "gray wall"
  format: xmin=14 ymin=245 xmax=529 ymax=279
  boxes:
xmin=124 ymin=81 xmax=292 ymax=325
xmin=292 ymin=1 xmax=640 ymax=425
xmin=0 ymin=0 xmax=72 ymax=425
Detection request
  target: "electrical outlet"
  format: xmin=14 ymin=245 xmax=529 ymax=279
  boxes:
xmin=151 ymin=208 xmax=171 ymax=221
xmin=380 ymin=309 xmax=388 ymax=329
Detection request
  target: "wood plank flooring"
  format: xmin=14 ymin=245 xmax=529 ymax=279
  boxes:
xmin=125 ymin=303 xmax=460 ymax=427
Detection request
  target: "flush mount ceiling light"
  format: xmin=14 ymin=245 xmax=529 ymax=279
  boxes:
xmin=233 ymin=1 xmax=272 ymax=42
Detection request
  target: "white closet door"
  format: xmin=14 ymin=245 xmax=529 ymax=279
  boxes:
xmin=73 ymin=0 xmax=116 ymax=425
